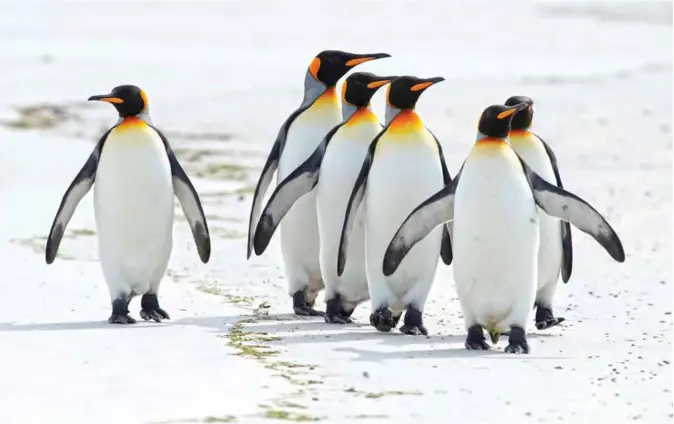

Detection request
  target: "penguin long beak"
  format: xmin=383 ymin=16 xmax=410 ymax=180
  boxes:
xmin=88 ymin=94 xmax=124 ymax=104
xmin=497 ymin=102 xmax=528 ymax=120
xmin=367 ymin=76 xmax=397 ymax=89
xmin=410 ymin=76 xmax=445 ymax=92
xmin=345 ymin=53 xmax=391 ymax=67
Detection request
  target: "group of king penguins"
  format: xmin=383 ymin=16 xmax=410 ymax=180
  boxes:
xmin=44 ymin=49 xmax=625 ymax=354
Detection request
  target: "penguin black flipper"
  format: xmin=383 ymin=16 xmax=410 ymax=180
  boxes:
xmin=535 ymin=132 xmax=574 ymax=283
xmin=337 ymin=131 xmax=384 ymax=277
xmin=382 ymin=167 xmax=463 ymax=277
xmin=246 ymin=105 xmax=312 ymax=259
xmin=153 ymin=127 xmax=211 ymax=263
xmin=253 ymin=122 xmax=346 ymax=256
xmin=516 ymin=153 xmax=625 ymax=263
xmin=427 ymin=127 xmax=453 ymax=266
xmin=45 ymin=130 xmax=112 ymax=264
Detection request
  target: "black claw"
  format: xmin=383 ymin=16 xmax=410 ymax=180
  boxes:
xmin=399 ymin=306 xmax=428 ymax=336
xmin=504 ymin=326 xmax=530 ymax=354
xmin=535 ymin=305 xmax=565 ymax=330
xmin=292 ymin=290 xmax=324 ymax=316
xmin=369 ymin=307 xmax=397 ymax=332
xmin=324 ymin=313 xmax=353 ymax=324
xmin=109 ymin=297 xmax=136 ymax=324
xmin=140 ymin=293 xmax=170 ymax=323
xmin=465 ymin=324 xmax=490 ymax=350
xmin=108 ymin=313 xmax=136 ymax=324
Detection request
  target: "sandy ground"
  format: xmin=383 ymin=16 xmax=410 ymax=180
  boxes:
xmin=0 ymin=1 xmax=671 ymax=423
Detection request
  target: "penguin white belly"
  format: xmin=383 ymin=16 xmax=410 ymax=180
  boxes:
xmin=316 ymin=123 xmax=379 ymax=304
xmin=452 ymin=143 xmax=539 ymax=332
xmin=277 ymin=102 xmax=342 ymax=294
xmin=94 ymin=128 xmax=174 ymax=298
xmin=509 ymin=136 xmax=563 ymax=290
xmin=365 ymin=138 xmax=444 ymax=311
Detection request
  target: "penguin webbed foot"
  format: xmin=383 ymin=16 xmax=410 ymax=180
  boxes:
xmin=399 ymin=306 xmax=428 ymax=336
xmin=369 ymin=307 xmax=398 ymax=332
xmin=109 ymin=297 xmax=136 ymax=324
xmin=140 ymin=293 xmax=170 ymax=322
xmin=465 ymin=324 xmax=490 ymax=350
xmin=324 ymin=297 xmax=353 ymax=324
xmin=534 ymin=304 xmax=565 ymax=330
xmin=504 ymin=326 xmax=530 ymax=354
xmin=292 ymin=290 xmax=325 ymax=317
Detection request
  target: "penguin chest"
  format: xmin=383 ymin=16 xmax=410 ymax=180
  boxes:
xmin=365 ymin=128 xmax=444 ymax=287
xmin=94 ymin=127 xmax=175 ymax=254
xmin=452 ymin=143 xmax=539 ymax=311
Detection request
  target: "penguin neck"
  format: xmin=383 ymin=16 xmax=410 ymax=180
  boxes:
xmin=342 ymin=102 xmax=368 ymax=121
xmin=116 ymin=110 xmax=152 ymax=126
xmin=384 ymin=104 xmax=405 ymax=125
xmin=301 ymin=72 xmax=330 ymax=107
xmin=476 ymin=131 xmax=507 ymax=143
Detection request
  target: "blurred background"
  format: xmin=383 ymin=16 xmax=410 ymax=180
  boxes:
xmin=0 ymin=1 xmax=671 ymax=423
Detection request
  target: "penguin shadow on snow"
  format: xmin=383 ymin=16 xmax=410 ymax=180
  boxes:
xmin=0 ymin=319 xmax=174 ymax=332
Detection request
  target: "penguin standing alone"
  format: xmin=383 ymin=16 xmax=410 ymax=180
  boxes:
xmin=338 ymin=75 xmax=454 ymax=335
xmin=382 ymin=103 xmax=625 ymax=353
xmin=505 ymin=95 xmax=572 ymax=330
xmin=45 ymin=85 xmax=211 ymax=324
xmin=247 ymin=50 xmax=391 ymax=316
xmin=251 ymin=72 xmax=396 ymax=324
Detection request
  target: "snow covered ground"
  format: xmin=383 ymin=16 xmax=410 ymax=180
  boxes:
xmin=0 ymin=1 xmax=671 ymax=423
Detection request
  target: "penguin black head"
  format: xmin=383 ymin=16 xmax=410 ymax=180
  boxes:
xmin=308 ymin=50 xmax=391 ymax=87
xmin=477 ymin=103 xmax=529 ymax=138
xmin=505 ymin=95 xmax=535 ymax=130
xmin=341 ymin=72 xmax=396 ymax=107
xmin=386 ymin=75 xmax=445 ymax=110
xmin=88 ymin=85 xmax=148 ymax=117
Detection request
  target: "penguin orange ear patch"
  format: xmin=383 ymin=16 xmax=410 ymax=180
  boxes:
xmin=140 ymin=90 xmax=149 ymax=110
xmin=309 ymin=57 xmax=321 ymax=80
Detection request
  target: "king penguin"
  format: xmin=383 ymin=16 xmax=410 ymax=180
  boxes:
xmin=251 ymin=72 xmax=396 ymax=324
xmin=382 ymin=103 xmax=625 ymax=353
xmin=505 ymin=95 xmax=572 ymax=330
xmin=338 ymin=75 xmax=454 ymax=335
xmin=45 ymin=85 xmax=211 ymax=324
xmin=247 ymin=50 xmax=391 ymax=316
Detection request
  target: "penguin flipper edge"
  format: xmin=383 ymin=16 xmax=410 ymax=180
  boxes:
xmin=153 ymin=127 xmax=211 ymax=263
xmin=428 ymin=127 xmax=454 ymax=266
xmin=337 ymin=137 xmax=378 ymax=277
xmin=535 ymin=132 xmax=573 ymax=282
xmin=246 ymin=107 xmax=310 ymax=259
xmin=253 ymin=123 xmax=344 ymax=256
xmin=519 ymin=156 xmax=625 ymax=263
xmin=45 ymin=133 xmax=108 ymax=264
xmin=382 ymin=177 xmax=459 ymax=277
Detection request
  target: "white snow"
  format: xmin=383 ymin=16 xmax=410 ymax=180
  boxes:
xmin=0 ymin=1 xmax=671 ymax=423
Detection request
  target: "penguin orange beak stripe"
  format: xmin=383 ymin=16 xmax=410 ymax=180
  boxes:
xmin=344 ymin=53 xmax=391 ymax=67
xmin=367 ymin=79 xmax=392 ymax=89
xmin=497 ymin=103 xmax=528 ymax=119
xmin=88 ymin=95 xmax=124 ymax=104
xmin=410 ymin=77 xmax=445 ymax=92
